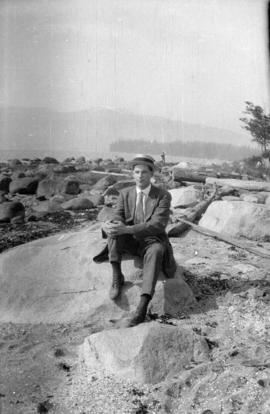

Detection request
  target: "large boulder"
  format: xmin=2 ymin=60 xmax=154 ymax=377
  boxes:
xmin=61 ymin=197 xmax=94 ymax=210
xmin=37 ymin=178 xmax=58 ymax=199
xmin=92 ymin=175 xmax=117 ymax=193
xmin=9 ymin=177 xmax=39 ymax=195
xmin=80 ymin=192 xmax=104 ymax=207
xmin=0 ymin=225 xmax=195 ymax=324
xmin=0 ymin=201 xmax=25 ymax=223
xmin=169 ymin=186 xmax=200 ymax=208
xmin=80 ymin=322 xmax=209 ymax=384
xmin=42 ymin=156 xmax=59 ymax=164
xmin=60 ymin=178 xmax=80 ymax=195
xmin=199 ymin=200 xmax=270 ymax=240
xmin=0 ymin=175 xmax=11 ymax=193
xmin=53 ymin=165 xmax=77 ymax=174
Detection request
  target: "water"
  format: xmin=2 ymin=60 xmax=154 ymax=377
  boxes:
xmin=0 ymin=148 xmax=222 ymax=165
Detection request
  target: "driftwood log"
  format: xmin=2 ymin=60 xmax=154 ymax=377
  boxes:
xmin=172 ymin=168 xmax=206 ymax=184
xmin=171 ymin=217 xmax=270 ymax=260
xmin=167 ymin=188 xmax=218 ymax=237
xmin=206 ymin=177 xmax=270 ymax=192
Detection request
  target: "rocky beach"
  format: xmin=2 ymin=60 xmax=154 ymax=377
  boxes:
xmin=0 ymin=154 xmax=270 ymax=413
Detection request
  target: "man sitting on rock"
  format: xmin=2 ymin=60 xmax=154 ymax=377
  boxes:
xmin=100 ymin=154 xmax=176 ymax=327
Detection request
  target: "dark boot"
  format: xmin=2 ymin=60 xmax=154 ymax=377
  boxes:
xmin=109 ymin=262 xmax=125 ymax=300
xmin=124 ymin=294 xmax=151 ymax=327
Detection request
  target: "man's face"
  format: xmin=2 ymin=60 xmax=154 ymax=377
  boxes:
xmin=133 ymin=164 xmax=153 ymax=189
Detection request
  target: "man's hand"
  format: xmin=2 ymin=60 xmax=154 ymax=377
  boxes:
xmin=102 ymin=220 xmax=131 ymax=237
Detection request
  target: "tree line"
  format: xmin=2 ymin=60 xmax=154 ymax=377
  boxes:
xmin=110 ymin=139 xmax=255 ymax=161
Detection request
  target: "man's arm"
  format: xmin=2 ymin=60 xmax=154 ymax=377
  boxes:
xmin=127 ymin=190 xmax=171 ymax=237
xmin=103 ymin=189 xmax=172 ymax=238
xmin=102 ymin=191 xmax=125 ymax=236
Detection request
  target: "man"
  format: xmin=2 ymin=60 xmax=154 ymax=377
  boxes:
xmin=96 ymin=154 xmax=176 ymax=327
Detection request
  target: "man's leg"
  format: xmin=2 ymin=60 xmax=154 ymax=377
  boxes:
xmin=127 ymin=242 xmax=165 ymax=326
xmin=107 ymin=234 xmax=138 ymax=300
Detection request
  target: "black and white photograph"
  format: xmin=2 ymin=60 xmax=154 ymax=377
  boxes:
xmin=0 ymin=0 xmax=270 ymax=413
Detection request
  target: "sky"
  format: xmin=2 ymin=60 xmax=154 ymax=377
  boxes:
xmin=0 ymin=0 xmax=269 ymax=136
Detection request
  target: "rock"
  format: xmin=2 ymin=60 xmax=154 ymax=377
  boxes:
xmin=61 ymin=178 xmax=80 ymax=195
xmin=97 ymin=206 xmax=116 ymax=222
xmin=169 ymin=187 xmax=200 ymax=208
xmin=76 ymin=156 xmax=86 ymax=164
xmin=103 ymin=187 xmax=120 ymax=197
xmin=0 ymin=175 xmax=11 ymax=193
xmin=92 ymin=176 xmax=117 ymax=192
xmin=104 ymin=194 xmax=119 ymax=207
xmin=0 ymin=225 xmax=195 ymax=324
xmin=75 ymin=164 xmax=92 ymax=172
xmin=265 ymin=194 xmax=270 ymax=207
xmin=149 ymin=271 xmax=196 ymax=316
xmin=63 ymin=157 xmax=75 ymax=163
xmin=0 ymin=201 xmax=25 ymax=223
xmin=9 ymin=177 xmax=39 ymax=195
xmin=0 ymin=191 xmax=7 ymax=203
xmin=8 ymin=158 xmax=22 ymax=168
xmin=53 ymin=165 xmax=76 ymax=174
xmin=31 ymin=200 xmax=63 ymax=214
xmin=62 ymin=197 xmax=94 ymax=210
xmin=79 ymin=184 xmax=93 ymax=192
xmin=199 ymin=200 xmax=270 ymax=240
xmin=80 ymin=192 xmax=104 ymax=207
xmin=221 ymin=196 xmax=240 ymax=201
xmin=240 ymin=194 xmax=261 ymax=204
xmin=11 ymin=171 xmax=26 ymax=179
xmin=42 ymin=156 xmax=59 ymax=164
xmin=37 ymin=179 xmax=58 ymax=199
xmin=92 ymin=165 xmax=105 ymax=172
xmin=80 ymin=322 xmax=209 ymax=384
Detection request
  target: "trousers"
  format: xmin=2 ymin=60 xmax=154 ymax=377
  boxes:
xmin=107 ymin=234 xmax=165 ymax=297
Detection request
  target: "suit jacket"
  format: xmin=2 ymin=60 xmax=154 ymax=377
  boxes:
xmin=93 ymin=184 xmax=177 ymax=278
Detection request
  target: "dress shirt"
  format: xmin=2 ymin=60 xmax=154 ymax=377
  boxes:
xmin=135 ymin=184 xmax=151 ymax=216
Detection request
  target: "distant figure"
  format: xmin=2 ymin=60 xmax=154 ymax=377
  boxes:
xmin=256 ymin=160 xmax=262 ymax=168
xmin=161 ymin=151 xmax=166 ymax=165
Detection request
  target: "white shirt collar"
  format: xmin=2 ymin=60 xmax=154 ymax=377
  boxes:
xmin=136 ymin=184 xmax=151 ymax=196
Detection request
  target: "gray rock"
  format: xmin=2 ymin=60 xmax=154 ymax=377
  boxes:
xmin=80 ymin=192 xmax=104 ymax=207
xmin=61 ymin=178 xmax=80 ymax=195
xmin=53 ymin=165 xmax=76 ymax=174
xmin=37 ymin=179 xmax=58 ymax=199
xmin=42 ymin=156 xmax=59 ymax=164
xmin=0 ymin=175 xmax=11 ymax=193
xmin=0 ymin=226 xmax=195 ymax=324
xmin=62 ymin=197 xmax=94 ymax=210
xmin=169 ymin=187 xmax=200 ymax=208
xmin=97 ymin=206 xmax=116 ymax=222
xmin=93 ymin=175 xmax=117 ymax=192
xmin=0 ymin=201 xmax=25 ymax=222
xmin=9 ymin=177 xmax=39 ymax=195
xmin=199 ymin=200 xmax=270 ymax=240
xmin=80 ymin=322 xmax=209 ymax=384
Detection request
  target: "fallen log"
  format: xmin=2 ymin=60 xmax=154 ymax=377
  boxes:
xmin=206 ymin=177 xmax=270 ymax=192
xmin=171 ymin=217 xmax=270 ymax=260
xmin=167 ymin=188 xmax=218 ymax=236
xmin=172 ymin=168 xmax=206 ymax=184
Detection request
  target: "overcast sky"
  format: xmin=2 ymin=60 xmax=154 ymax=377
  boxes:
xmin=0 ymin=0 xmax=269 ymax=135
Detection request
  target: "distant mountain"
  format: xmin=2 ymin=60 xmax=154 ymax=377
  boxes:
xmin=0 ymin=106 xmax=251 ymax=152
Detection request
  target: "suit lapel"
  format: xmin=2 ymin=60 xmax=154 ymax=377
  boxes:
xmin=128 ymin=187 xmax=137 ymax=220
xmin=145 ymin=185 xmax=159 ymax=220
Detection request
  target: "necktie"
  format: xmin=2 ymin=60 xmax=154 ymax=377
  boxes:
xmin=135 ymin=191 xmax=145 ymax=223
